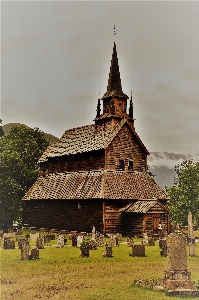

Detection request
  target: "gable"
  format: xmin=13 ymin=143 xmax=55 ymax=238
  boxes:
xmin=39 ymin=119 xmax=149 ymax=163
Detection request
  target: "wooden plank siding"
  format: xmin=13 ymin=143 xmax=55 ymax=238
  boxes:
xmin=104 ymin=200 xmax=130 ymax=234
xmin=24 ymin=200 xmax=103 ymax=233
xmin=106 ymin=124 xmax=147 ymax=172
xmin=40 ymin=149 xmax=105 ymax=175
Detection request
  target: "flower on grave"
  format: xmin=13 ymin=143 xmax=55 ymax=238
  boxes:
xmin=80 ymin=237 xmax=91 ymax=250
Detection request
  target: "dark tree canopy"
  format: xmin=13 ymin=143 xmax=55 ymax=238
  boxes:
xmin=0 ymin=119 xmax=4 ymax=137
xmin=166 ymin=160 xmax=199 ymax=227
xmin=0 ymin=125 xmax=50 ymax=231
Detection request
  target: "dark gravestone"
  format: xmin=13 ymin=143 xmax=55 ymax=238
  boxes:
xmin=30 ymin=248 xmax=39 ymax=260
xmin=131 ymin=245 xmax=146 ymax=257
xmin=80 ymin=245 xmax=89 ymax=257
xmin=148 ymin=237 xmax=155 ymax=246
xmin=36 ymin=236 xmax=44 ymax=249
xmin=103 ymin=246 xmax=113 ymax=257
xmin=71 ymin=233 xmax=77 ymax=247
xmin=3 ymin=237 xmax=15 ymax=249
xmin=44 ymin=235 xmax=51 ymax=243
xmin=159 ymin=239 xmax=167 ymax=256
xmin=21 ymin=243 xmax=30 ymax=260
xmin=18 ymin=238 xmax=28 ymax=249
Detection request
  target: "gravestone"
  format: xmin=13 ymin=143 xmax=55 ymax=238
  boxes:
xmin=131 ymin=245 xmax=146 ymax=257
xmin=30 ymin=233 xmax=39 ymax=242
xmin=18 ymin=238 xmax=28 ymax=249
xmin=159 ymin=239 xmax=167 ymax=256
xmin=3 ymin=237 xmax=15 ymax=249
xmin=92 ymin=226 xmax=96 ymax=240
xmin=21 ymin=242 xmax=30 ymax=260
xmin=127 ymin=237 xmax=134 ymax=247
xmin=80 ymin=241 xmax=90 ymax=257
xmin=103 ymin=246 xmax=113 ymax=257
xmin=36 ymin=236 xmax=44 ymax=249
xmin=188 ymin=212 xmax=195 ymax=256
xmin=96 ymin=234 xmax=104 ymax=247
xmin=89 ymin=239 xmax=97 ymax=250
xmin=71 ymin=232 xmax=77 ymax=247
xmin=44 ymin=235 xmax=51 ymax=243
xmin=162 ymin=232 xmax=199 ymax=296
xmin=107 ymin=235 xmax=116 ymax=247
xmin=77 ymin=235 xmax=84 ymax=247
xmin=30 ymin=247 xmax=39 ymax=260
xmin=57 ymin=234 xmax=64 ymax=248
xmin=142 ymin=233 xmax=149 ymax=246
xmin=148 ymin=237 xmax=155 ymax=246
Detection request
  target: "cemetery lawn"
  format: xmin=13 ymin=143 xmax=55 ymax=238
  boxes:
xmin=1 ymin=239 xmax=199 ymax=300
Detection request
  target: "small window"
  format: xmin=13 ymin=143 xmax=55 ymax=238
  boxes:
xmin=77 ymin=201 xmax=82 ymax=210
xmin=119 ymin=159 xmax=125 ymax=171
xmin=128 ymin=160 xmax=134 ymax=171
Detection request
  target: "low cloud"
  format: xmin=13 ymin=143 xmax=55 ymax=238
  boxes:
xmin=148 ymin=152 xmax=199 ymax=169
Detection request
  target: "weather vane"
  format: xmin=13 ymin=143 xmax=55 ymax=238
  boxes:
xmin=114 ymin=25 xmax=116 ymax=35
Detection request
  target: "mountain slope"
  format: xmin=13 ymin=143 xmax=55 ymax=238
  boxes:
xmin=2 ymin=123 xmax=59 ymax=143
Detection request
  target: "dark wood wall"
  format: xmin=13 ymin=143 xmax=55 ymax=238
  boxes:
xmin=40 ymin=149 xmax=105 ymax=175
xmin=24 ymin=200 xmax=103 ymax=233
xmin=104 ymin=200 xmax=130 ymax=234
xmin=122 ymin=213 xmax=144 ymax=237
xmin=106 ymin=124 xmax=147 ymax=172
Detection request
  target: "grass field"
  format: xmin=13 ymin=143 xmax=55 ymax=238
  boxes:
xmin=1 ymin=235 xmax=199 ymax=300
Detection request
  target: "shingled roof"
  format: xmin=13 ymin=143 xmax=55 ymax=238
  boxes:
xmin=39 ymin=119 xmax=149 ymax=163
xmin=119 ymin=200 xmax=169 ymax=213
xmin=23 ymin=171 xmax=168 ymax=201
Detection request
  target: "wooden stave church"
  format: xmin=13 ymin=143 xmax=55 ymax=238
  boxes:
xmin=23 ymin=42 xmax=170 ymax=237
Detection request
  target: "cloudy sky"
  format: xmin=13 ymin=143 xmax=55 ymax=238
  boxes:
xmin=1 ymin=1 xmax=199 ymax=156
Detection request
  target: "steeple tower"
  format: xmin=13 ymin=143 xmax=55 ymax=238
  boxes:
xmin=102 ymin=42 xmax=128 ymax=100
xmin=95 ymin=42 xmax=134 ymax=131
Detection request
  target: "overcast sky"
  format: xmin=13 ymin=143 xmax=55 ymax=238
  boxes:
xmin=1 ymin=1 xmax=199 ymax=156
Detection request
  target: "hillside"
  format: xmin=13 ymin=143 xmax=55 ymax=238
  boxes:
xmin=2 ymin=123 xmax=59 ymax=143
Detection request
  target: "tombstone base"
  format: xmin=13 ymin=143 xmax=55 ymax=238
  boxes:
xmin=165 ymin=289 xmax=199 ymax=297
xmin=162 ymin=270 xmax=195 ymax=291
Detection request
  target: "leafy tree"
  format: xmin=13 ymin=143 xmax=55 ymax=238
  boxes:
xmin=0 ymin=119 xmax=4 ymax=137
xmin=0 ymin=125 xmax=50 ymax=231
xmin=166 ymin=160 xmax=199 ymax=227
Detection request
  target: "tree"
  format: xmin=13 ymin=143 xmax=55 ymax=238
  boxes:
xmin=0 ymin=119 xmax=4 ymax=137
xmin=166 ymin=160 xmax=199 ymax=227
xmin=0 ymin=125 xmax=50 ymax=231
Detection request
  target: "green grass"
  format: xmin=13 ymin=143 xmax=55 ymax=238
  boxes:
xmin=1 ymin=236 xmax=199 ymax=300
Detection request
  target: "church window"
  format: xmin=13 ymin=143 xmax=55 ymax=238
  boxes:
xmin=119 ymin=159 xmax=125 ymax=171
xmin=128 ymin=159 xmax=134 ymax=171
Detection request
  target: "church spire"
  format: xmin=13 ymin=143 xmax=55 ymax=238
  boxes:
xmin=102 ymin=42 xmax=128 ymax=99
